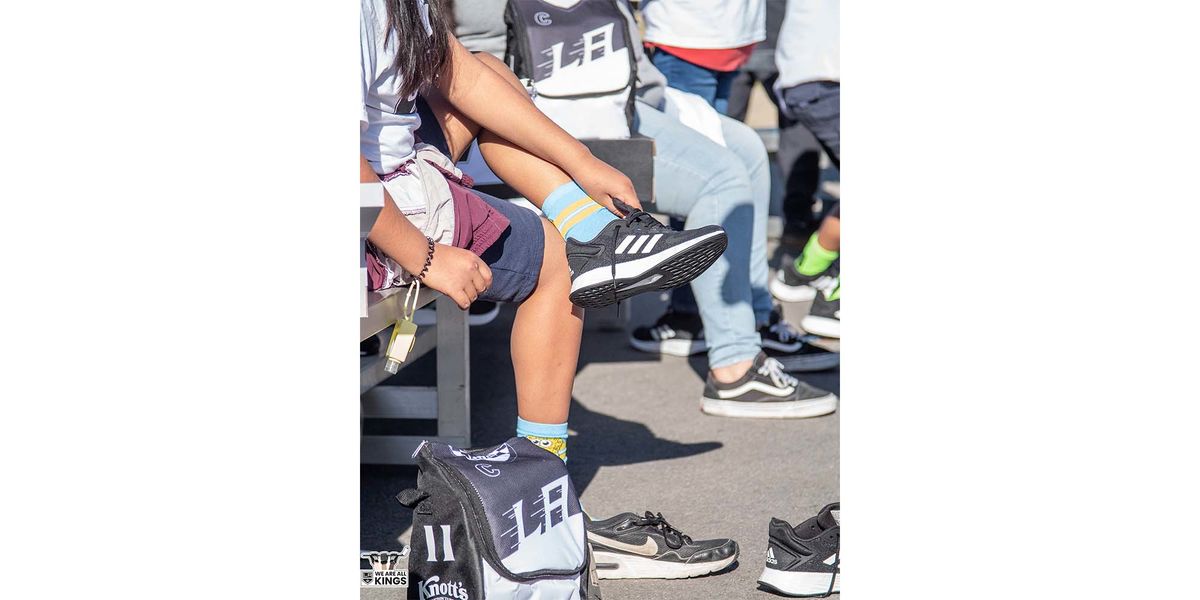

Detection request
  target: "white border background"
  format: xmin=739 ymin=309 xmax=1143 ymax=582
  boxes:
xmin=3 ymin=1 xmax=1199 ymax=598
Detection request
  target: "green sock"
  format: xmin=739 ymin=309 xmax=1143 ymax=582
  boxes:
xmin=796 ymin=233 xmax=839 ymax=276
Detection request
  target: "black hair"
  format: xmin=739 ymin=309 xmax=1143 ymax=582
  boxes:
xmin=385 ymin=0 xmax=454 ymax=99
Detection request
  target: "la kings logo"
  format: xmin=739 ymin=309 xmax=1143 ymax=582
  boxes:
xmin=418 ymin=575 xmax=470 ymax=600
xmin=449 ymin=443 xmax=514 ymax=462
xmin=537 ymin=23 xmax=620 ymax=80
xmin=360 ymin=548 xmax=409 ymax=588
xmin=500 ymin=474 xmax=572 ymax=552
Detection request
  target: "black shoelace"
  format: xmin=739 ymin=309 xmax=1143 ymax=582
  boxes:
xmin=607 ymin=199 xmax=668 ymax=308
xmin=822 ymin=530 xmax=840 ymax=598
xmin=631 ymin=511 xmax=692 ymax=549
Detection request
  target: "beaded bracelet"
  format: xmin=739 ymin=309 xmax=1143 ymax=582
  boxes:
xmin=415 ymin=236 xmax=435 ymax=281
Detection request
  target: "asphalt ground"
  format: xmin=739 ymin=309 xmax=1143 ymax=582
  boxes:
xmin=361 ymin=270 xmax=839 ymax=600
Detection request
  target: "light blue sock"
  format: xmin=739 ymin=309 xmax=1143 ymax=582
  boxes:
xmin=517 ymin=417 xmax=568 ymax=462
xmin=541 ymin=181 xmax=618 ymax=243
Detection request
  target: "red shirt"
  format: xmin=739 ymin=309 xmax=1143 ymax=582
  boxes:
xmin=646 ymin=42 xmax=757 ymax=72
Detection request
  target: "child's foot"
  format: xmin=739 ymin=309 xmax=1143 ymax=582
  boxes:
xmin=628 ymin=309 xmax=707 ymax=356
xmin=770 ymin=260 xmax=838 ymax=303
xmin=701 ymin=352 xmax=838 ymax=419
xmin=760 ymin=310 xmax=841 ymax=372
xmin=566 ymin=200 xmax=727 ymax=309
xmin=801 ymin=278 xmax=840 ymax=339
xmin=586 ymin=511 xmax=738 ymax=579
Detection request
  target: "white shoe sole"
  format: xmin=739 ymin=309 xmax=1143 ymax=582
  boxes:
xmin=701 ymin=394 xmax=838 ymax=419
xmin=592 ymin=549 xmax=737 ymax=580
xmin=758 ymin=567 xmax=840 ymax=597
xmin=800 ymin=315 xmax=841 ymax=339
xmin=629 ymin=336 xmax=707 ymax=357
xmin=770 ymin=276 xmax=818 ymax=303
xmin=570 ymin=230 xmax=726 ymax=294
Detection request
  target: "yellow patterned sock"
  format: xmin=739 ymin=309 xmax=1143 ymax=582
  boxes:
xmin=517 ymin=417 xmax=569 ymax=462
xmin=523 ymin=435 xmax=568 ymax=462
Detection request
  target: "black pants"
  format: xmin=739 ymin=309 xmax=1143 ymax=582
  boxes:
xmin=727 ymin=68 xmax=824 ymax=240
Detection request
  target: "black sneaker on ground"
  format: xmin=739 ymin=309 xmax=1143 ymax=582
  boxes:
xmin=758 ymin=503 xmax=840 ymax=597
xmin=567 ymin=200 xmax=727 ymax=309
xmin=760 ymin=308 xmax=840 ymax=372
xmin=701 ymin=352 xmax=837 ymax=418
xmin=770 ymin=259 xmax=838 ymax=304
xmin=800 ymin=279 xmax=840 ymax=339
xmin=628 ymin=310 xmax=707 ymax=356
xmin=586 ymin=511 xmax=738 ymax=580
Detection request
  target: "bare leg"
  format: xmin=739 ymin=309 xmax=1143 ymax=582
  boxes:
xmin=817 ymin=215 xmax=840 ymax=252
xmin=420 ymin=56 xmax=586 ymax=422
xmin=421 ymin=53 xmax=583 ymax=210
xmin=512 ymin=218 xmax=584 ymax=423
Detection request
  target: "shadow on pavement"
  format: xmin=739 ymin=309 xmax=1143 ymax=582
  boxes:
xmin=362 ymin=305 xmax=723 ymax=551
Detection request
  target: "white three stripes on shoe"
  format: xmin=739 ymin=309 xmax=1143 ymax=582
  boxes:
xmin=642 ymin=233 xmax=663 ymax=253
xmin=616 ymin=234 xmax=666 ymax=254
xmin=628 ymin=235 xmax=651 ymax=254
xmin=614 ymin=236 xmax=635 ymax=254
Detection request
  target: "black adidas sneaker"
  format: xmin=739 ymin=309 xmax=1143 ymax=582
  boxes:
xmin=701 ymin=352 xmax=837 ymax=418
xmin=629 ymin=310 xmax=707 ymax=356
xmin=567 ymin=200 xmax=727 ymax=309
xmin=801 ymin=278 xmax=840 ymax=339
xmin=770 ymin=259 xmax=839 ymax=304
xmin=758 ymin=503 xmax=840 ymax=597
xmin=760 ymin=308 xmax=840 ymax=372
xmin=586 ymin=511 xmax=738 ymax=580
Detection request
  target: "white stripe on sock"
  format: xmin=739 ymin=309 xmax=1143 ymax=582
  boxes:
xmin=627 ymin=235 xmax=650 ymax=254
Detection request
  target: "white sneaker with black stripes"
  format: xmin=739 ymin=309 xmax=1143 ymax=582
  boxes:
xmin=567 ymin=200 xmax=727 ymax=309
xmin=701 ymin=352 xmax=838 ymax=419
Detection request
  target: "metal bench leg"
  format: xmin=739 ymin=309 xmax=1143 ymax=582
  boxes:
xmin=435 ymin=294 xmax=470 ymax=448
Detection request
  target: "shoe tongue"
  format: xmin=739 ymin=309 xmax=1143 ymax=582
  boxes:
xmin=817 ymin=504 xmax=840 ymax=529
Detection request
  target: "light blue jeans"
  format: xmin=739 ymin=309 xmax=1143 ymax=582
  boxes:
xmin=635 ymin=100 xmax=773 ymax=368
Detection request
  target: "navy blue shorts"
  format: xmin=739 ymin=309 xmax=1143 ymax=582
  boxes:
xmin=475 ymin=192 xmax=545 ymax=304
xmin=415 ymin=98 xmax=545 ymax=304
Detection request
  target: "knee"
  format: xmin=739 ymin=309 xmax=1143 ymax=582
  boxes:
xmin=702 ymin=158 xmax=753 ymax=205
xmin=537 ymin=217 xmax=570 ymax=289
xmin=473 ymin=52 xmax=527 ymax=95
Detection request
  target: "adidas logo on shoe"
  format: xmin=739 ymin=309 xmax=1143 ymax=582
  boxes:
xmin=566 ymin=199 xmax=727 ymax=309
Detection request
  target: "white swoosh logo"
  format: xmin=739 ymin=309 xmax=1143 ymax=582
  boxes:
xmin=587 ymin=532 xmax=659 ymax=556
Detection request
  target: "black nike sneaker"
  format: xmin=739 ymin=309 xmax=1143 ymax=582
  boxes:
xmin=586 ymin=512 xmax=738 ymax=579
xmin=801 ymin=277 xmax=840 ymax=339
xmin=760 ymin=308 xmax=840 ymax=372
xmin=770 ymin=259 xmax=838 ymax=304
xmin=567 ymin=200 xmax=727 ymax=309
xmin=701 ymin=352 xmax=837 ymax=418
xmin=758 ymin=503 xmax=840 ymax=597
xmin=629 ymin=310 xmax=707 ymax=356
